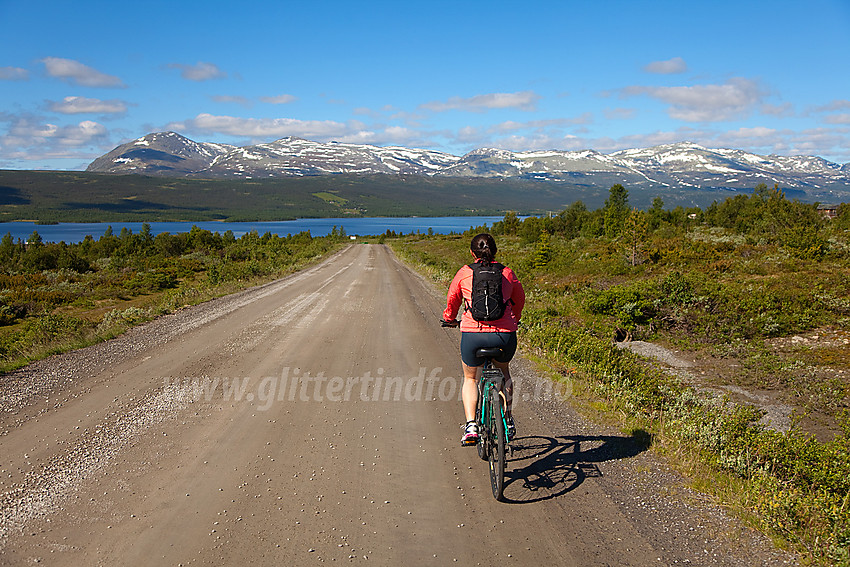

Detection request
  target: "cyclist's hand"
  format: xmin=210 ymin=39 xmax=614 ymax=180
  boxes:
xmin=440 ymin=318 xmax=460 ymax=328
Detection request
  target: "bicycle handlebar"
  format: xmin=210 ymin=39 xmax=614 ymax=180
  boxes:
xmin=441 ymin=318 xmax=525 ymax=329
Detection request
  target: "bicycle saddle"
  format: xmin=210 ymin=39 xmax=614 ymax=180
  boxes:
xmin=475 ymin=347 xmax=504 ymax=359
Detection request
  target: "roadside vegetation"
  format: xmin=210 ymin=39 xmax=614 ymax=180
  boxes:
xmin=0 ymin=224 xmax=348 ymax=373
xmin=2 ymin=179 xmax=848 ymax=563
xmin=389 ymin=184 xmax=850 ymax=566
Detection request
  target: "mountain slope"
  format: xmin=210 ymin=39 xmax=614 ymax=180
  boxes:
xmin=87 ymin=133 xmax=850 ymax=200
xmin=86 ymin=132 xmax=235 ymax=176
xmin=205 ymin=137 xmax=459 ymax=177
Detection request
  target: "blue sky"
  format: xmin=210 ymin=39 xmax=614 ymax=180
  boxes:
xmin=1 ymin=0 xmax=849 ymax=170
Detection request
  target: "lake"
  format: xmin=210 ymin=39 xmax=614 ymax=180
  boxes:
xmin=0 ymin=216 xmax=506 ymax=244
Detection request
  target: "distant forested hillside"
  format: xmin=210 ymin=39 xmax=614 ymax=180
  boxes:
xmin=1 ymin=169 xmax=752 ymax=223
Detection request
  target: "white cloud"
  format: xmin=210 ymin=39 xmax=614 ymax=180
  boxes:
xmin=331 ymin=130 xmax=380 ymax=145
xmin=325 ymin=126 xmax=433 ymax=148
xmin=763 ymin=127 xmax=849 ymax=161
xmin=490 ymin=115 xmax=592 ymax=133
xmin=643 ymin=57 xmax=687 ymax=75
xmin=211 ymin=95 xmax=253 ymax=107
xmin=439 ymin=114 xmax=596 ymax=151
xmin=760 ymin=102 xmax=794 ymax=117
xmin=824 ymin=113 xmax=850 ymax=125
xmin=489 ymin=133 xmax=578 ymax=152
xmin=166 ymin=62 xmax=227 ymax=81
xmin=813 ymin=99 xmax=850 ymax=113
xmin=389 ymin=110 xmax=426 ymax=125
xmin=167 ymin=113 xmax=351 ymax=139
xmin=0 ymin=113 xmax=110 ymax=161
xmin=604 ymin=107 xmax=636 ymax=120
xmin=380 ymin=126 xmax=418 ymax=143
xmin=455 ymin=126 xmax=483 ymax=144
xmin=353 ymin=107 xmax=380 ymax=117
xmin=711 ymin=126 xmax=783 ymax=150
xmin=622 ymin=78 xmax=765 ymax=122
xmin=54 ymin=120 xmax=108 ymax=146
xmin=260 ymin=94 xmax=297 ymax=105
xmin=490 ymin=121 xmax=528 ymax=134
xmin=421 ymin=91 xmax=541 ymax=112
xmin=48 ymin=96 xmax=128 ymax=114
xmin=164 ymin=113 xmax=439 ymax=149
xmin=615 ymin=130 xmax=692 ymax=150
xmin=609 ymin=125 xmax=850 ymax=163
xmin=0 ymin=66 xmax=29 ymax=81
xmin=41 ymin=57 xmax=124 ymax=88
xmin=810 ymin=100 xmax=850 ymax=126
xmin=350 ymin=105 xmax=423 ymax=125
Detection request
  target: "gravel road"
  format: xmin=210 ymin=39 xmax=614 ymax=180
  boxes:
xmin=0 ymin=244 xmax=797 ymax=565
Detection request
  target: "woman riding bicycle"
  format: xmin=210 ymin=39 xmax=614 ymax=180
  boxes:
xmin=442 ymin=233 xmax=525 ymax=446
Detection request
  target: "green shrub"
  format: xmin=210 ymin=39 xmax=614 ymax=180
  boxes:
xmin=98 ymin=307 xmax=151 ymax=330
xmin=124 ymin=270 xmax=178 ymax=293
xmin=0 ymin=314 xmax=90 ymax=363
xmin=389 ymin=197 xmax=850 ymax=563
xmin=660 ymin=271 xmax=694 ymax=305
xmin=581 ymin=284 xmax=658 ymax=337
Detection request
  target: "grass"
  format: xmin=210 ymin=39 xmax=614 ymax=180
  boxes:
xmin=387 ymin=196 xmax=850 ymax=565
xmin=312 ymin=191 xmax=349 ymax=206
xmin=0 ymin=226 xmax=347 ymax=373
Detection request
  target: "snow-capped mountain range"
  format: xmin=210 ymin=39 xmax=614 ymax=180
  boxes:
xmin=87 ymin=132 xmax=850 ymax=197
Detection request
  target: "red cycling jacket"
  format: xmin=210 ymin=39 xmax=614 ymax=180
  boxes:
xmin=443 ymin=260 xmax=525 ymax=332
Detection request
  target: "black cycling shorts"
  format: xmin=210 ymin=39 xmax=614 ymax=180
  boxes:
xmin=460 ymin=331 xmax=517 ymax=367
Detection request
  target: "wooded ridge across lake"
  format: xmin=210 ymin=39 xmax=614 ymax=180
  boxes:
xmin=0 ymin=169 xmax=789 ymax=223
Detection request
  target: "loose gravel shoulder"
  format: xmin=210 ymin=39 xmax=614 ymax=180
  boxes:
xmin=510 ymin=356 xmax=797 ymax=566
xmin=0 ymin=246 xmax=798 ymax=565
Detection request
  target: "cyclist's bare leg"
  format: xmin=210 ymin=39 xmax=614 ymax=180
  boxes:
xmin=461 ymin=361 xmax=480 ymax=422
xmin=494 ymin=360 xmax=513 ymax=418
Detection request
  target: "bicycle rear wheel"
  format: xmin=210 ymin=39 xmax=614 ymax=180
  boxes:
xmin=487 ymin=386 xmax=506 ymax=501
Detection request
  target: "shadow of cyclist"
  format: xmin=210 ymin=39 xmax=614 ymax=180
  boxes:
xmin=500 ymin=431 xmax=651 ymax=504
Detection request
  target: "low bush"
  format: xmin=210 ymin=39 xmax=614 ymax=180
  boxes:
xmin=0 ymin=225 xmax=346 ymax=370
xmin=389 ymin=185 xmax=850 ymax=564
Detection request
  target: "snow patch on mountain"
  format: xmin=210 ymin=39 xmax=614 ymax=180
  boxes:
xmin=86 ymin=133 xmax=850 ymax=200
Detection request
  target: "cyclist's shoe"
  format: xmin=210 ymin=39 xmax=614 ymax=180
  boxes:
xmin=506 ymin=416 xmax=516 ymax=440
xmin=461 ymin=421 xmax=479 ymax=446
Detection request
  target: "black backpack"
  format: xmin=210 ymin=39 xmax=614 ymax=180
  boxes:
xmin=467 ymin=262 xmax=508 ymax=321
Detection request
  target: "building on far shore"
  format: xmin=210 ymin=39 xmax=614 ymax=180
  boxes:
xmin=817 ymin=204 xmax=839 ymax=219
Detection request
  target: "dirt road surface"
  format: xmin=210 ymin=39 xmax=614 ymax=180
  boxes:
xmin=0 ymin=244 xmax=796 ymax=566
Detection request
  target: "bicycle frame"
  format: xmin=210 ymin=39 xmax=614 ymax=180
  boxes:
xmin=475 ymin=354 xmax=510 ymax=501
xmin=439 ymin=319 xmax=510 ymax=501
xmin=478 ymin=361 xmax=508 ymax=441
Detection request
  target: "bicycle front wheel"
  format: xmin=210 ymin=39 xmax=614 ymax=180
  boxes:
xmin=487 ymin=386 xmax=506 ymax=501
xmin=477 ymin=385 xmax=490 ymax=461
xmin=477 ymin=424 xmax=490 ymax=461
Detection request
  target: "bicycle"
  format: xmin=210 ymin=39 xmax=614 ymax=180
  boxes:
xmin=441 ymin=319 xmax=511 ymax=501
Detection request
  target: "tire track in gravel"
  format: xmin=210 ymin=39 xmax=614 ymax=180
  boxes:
xmin=0 ymin=252 xmax=352 ymax=415
xmin=0 ymin=244 xmax=798 ymax=566
xmin=0 ymin=248 xmax=357 ymax=552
